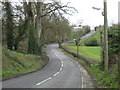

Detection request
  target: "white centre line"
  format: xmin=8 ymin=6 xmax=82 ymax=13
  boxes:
xmin=60 ymin=67 xmax=62 ymax=71
xmin=54 ymin=47 xmax=84 ymax=88
xmin=53 ymin=72 xmax=60 ymax=77
xmin=36 ymin=77 xmax=52 ymax=86
xmin=61 ymin=64 xmax=63 ymax=67
xmin=36 ymin=49 xmax=64 ymax=86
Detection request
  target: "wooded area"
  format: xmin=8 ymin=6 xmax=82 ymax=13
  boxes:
xmin=2 ymin=0 xmax=77 ymax=54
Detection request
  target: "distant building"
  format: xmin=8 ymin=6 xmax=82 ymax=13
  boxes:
xmin=112 ymin=24 xmax=120 ymax=26
xmin=72 ymin=27 xmax=82 ymax=32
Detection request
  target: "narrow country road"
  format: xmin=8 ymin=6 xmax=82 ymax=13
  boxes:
xmin=2 ymin=44 xmax=94 ymax=88
xmin=82 ymin=30 xmax=96 ymax=39
xmin=66 ymin=30 xmax=96 ymax=43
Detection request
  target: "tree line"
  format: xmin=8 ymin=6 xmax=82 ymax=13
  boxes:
xmin=2 ymin=0 xmax=77 ymax=54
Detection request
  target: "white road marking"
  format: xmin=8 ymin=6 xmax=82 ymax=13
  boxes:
xmin=36 ymin=77 xmax=52 ymax=86
xmin=82 ymin=76 xmax=84 ymax=88
xmin=53 ymin=72 xmax=60 ymax=77
xmin=53 ymin=73 xmax=57 ymax=77
xmin=61 ymin=64 xmax=63 ymax=67
xmin=53 ymin=49 xmax=64 ymax=69
xmin=36 ymin=49 xmax=64 ymax=86
xmin=60 ymin=68 xmax=62 ymax=71
xmin=55 ymin=47 xmax=84 ymax=88
xmin=68 ymin=57 xmax=84 ymax=88
xmin=78 ymin=65 xmax=84 ymax=88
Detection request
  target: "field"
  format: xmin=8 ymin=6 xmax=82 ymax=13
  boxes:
xmin=67 ymin=46 xmax=101 ymax=61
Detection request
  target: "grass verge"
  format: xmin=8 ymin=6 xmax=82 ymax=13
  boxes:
xmin=1 ymin=48 xmax=48 ymax=80
xmin=60 ymin=47 xmax=118 ymax=88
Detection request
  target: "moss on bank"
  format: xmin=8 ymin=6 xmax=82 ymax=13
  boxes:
xmin=1 ymin=48 xmax=48 ymax=80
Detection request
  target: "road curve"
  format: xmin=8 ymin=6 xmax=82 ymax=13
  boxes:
xmin=2 ymin=44 xmax=94 ymax=88
xmin=82 ymin=30 xmax=96 ymax=39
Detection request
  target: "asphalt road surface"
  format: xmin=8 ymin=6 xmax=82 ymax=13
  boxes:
xmin=82 ymin=30 xmax=96 ymax=39
xmin=66 ymin=30 xmax=96 ymax=43
xmin=2 ymin=44 xmax=94 ymax=88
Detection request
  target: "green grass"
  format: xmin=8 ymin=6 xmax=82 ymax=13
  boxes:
xmin=64 ymin=31 xmax=102 ymax=61
xmin=67 ymin=46 xmax=101 ymax=61
xmin=87 ymin=64 xmax=118 ymax=88
xmin=61 ymin=48 xmax=118 ymax=88
xmin=80 ymin=31 xmax=102 ymax=45
xmin=2 ymin=48 xmax=46 ymax=79
xmin=61 ymin=29 xmax=118 ymax=88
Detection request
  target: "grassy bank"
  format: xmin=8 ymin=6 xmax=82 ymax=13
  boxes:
xmin=60 ymin=46 xmax=118 ymax=88
xmin=1 ymin=48 xmax=48 ymax=80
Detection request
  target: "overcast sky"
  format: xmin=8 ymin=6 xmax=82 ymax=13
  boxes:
xmin=61 ymin=0 xmax=119 ymax=28
xmin=4 ymin=0 xmax=119 ymax=28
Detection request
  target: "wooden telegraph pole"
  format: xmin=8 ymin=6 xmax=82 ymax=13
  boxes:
xmin=104 ymin=0 xmax=109 ymax=72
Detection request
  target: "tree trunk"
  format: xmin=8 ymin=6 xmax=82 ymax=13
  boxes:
xmin=77 ymin=45 xmax=79 ymax=57
xmin=27 ymin=2 xmax=36 ymax=54
xmin=14 ymin=43 xmax=19 ymax=51
xmin=36 ymin=2 xmax=42 ymax=45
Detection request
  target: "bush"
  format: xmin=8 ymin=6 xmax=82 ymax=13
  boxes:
xmin=84 ymin=39 xmax=99 ymax=46
xmin=108 ymin=26 xmax=119 ymax=69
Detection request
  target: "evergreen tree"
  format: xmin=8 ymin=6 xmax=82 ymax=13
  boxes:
xmin=28 ymin=23 xmax=36 ymax=54
xmin=4 ymin=2 xmax=14 ymax=50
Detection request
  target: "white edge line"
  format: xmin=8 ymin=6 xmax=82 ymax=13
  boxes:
xmin=79 ymin=65 xmax=84 ymax=88
xmin=82 ymin=76 xmax=84 ymax=88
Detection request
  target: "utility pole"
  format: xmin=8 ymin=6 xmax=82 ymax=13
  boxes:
xmin=92 ymin=0 xmax=109 ymax=72
xmin=104 ymin=0 xmax=108 ymax=72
